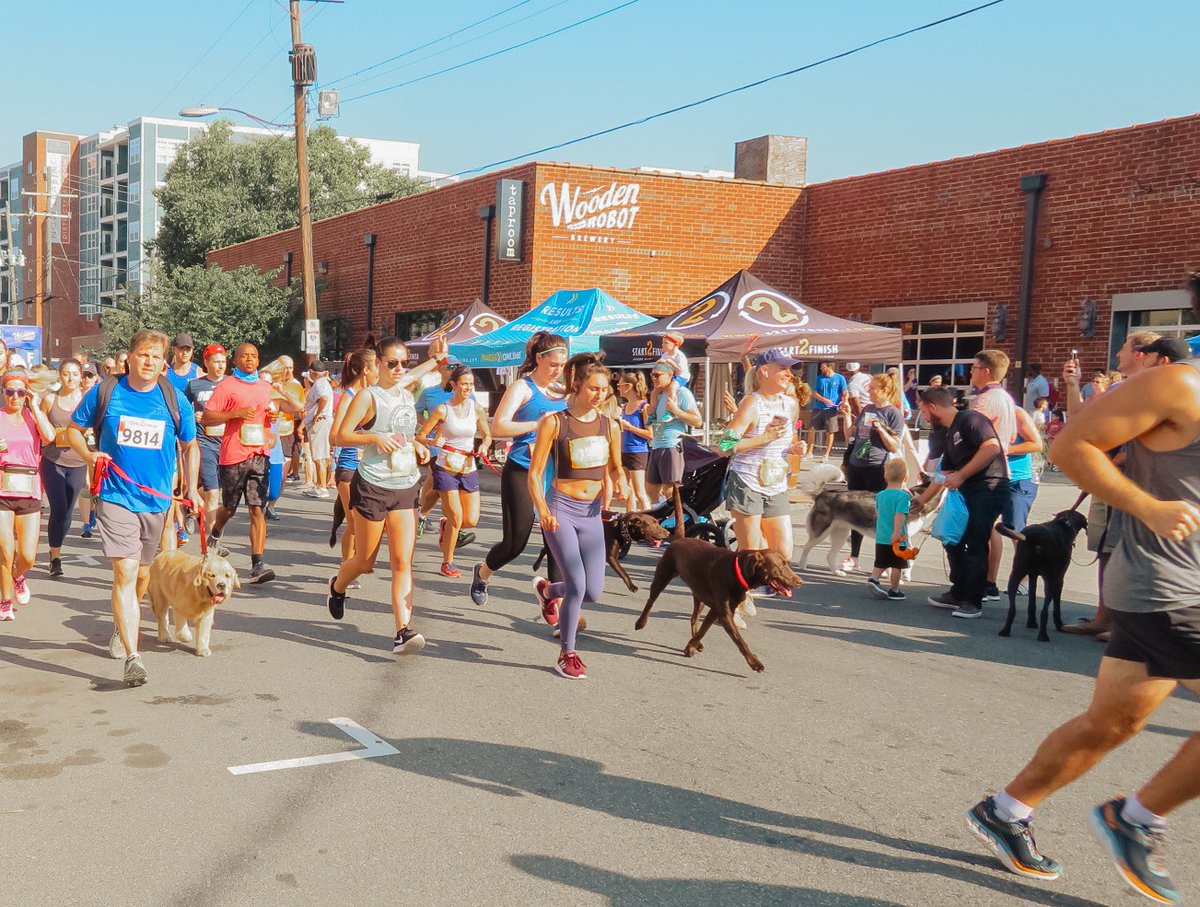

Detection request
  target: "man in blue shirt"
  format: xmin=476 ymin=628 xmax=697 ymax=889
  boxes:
xmin=807 ymin=360 xmax=848 ymax=463
xmin=166 ymin=332 xmax=201 ymax=393
xmin=69 ymin=329 xmax=200 ymax=687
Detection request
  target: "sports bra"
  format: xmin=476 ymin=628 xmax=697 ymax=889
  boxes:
xmin=553 ymin=411 xmax=611 ymax=481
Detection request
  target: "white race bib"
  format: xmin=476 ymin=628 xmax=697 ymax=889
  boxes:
xmin=204 ymin=422 xmax=226 ymax=438
xmin=0 ymin=469 xmax=35 ymax=495
xmin=441 ymin=449 xmax=474 ymax=475
xmin=117 ymin=415 xmax=165 ymax=450
xmin=568 ymin=434 xmax=609 ymax=471
xmin=278 ymin=416 xmax=295 ymax=437
xmin=758 ymin=457 xmax=789 ymax=487
xmin=239 ymin=422 xmax=266 ymax=447
xmin=387 ymin=445 xmax=418 ymax=478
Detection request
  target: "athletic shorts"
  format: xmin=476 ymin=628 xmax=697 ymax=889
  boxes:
xmin=1105 ymin=605 xmax=1200 ymax=680
xmin=219 ymin=455 xmax=269 ymax=511
xmin=1002 ymin=478 xmax=1038 ymax=532
xmin=810 ymin=408 xmax=842 ymax=432
xmin=350 ymin=473 xmax=420 ymax=522
xmin=431 ymin=462 xmax=480 ymax=493
xmin=335 ymin=466 xmax=357 ymax=485
xmin=199 ymin=444 xmax=220 ymax=491
xmin=724 ymin=470 xmax=791 ymax=518
xmin=647 ymin=446 xmax=684 ymax=486
xmin=874 ymin=541 xmax=907 ymax=571
xmin=308 ymin=419 xmax=332 ymax=461
xmin=621 ymin=451 xmax=648 ymax=472
xmin=0 ymin=495 xmax=40 ymax=516
xmin=96 ymin=499 xmax=169 ymax=566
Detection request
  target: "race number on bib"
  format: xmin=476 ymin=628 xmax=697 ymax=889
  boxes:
xmin=758 ymin=457 xmax=789 ymax=487
xmin=239 ymin=422 xmax=266 ymax=447
xmin=205 ymin=422 xmax=226 ymax=438
xmin=568 ymin=435 xmax=610 ymax=471
xmin=117 ymin=416 xmax=166 ymax=450
xmin=54 ymin=426 xmax=72 ymax=448
xmin=387 ymin=445 xmax=419 ymax=479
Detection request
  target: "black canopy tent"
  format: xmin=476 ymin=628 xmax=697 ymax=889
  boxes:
xmin=407 ymin=298 xmax=510 ymax=394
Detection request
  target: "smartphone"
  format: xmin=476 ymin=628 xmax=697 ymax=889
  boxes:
xmin=1070 ymin=348 xmax=1080 ymax=365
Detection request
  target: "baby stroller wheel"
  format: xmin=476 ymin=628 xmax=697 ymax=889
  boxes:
xmin=686 ymin=522 xmax=723 ymax=547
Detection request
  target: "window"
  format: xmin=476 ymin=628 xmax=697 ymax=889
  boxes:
xmin=128 ymin=221 xmax=140 ymax=245
xmin=394 ymin=309 xmax=448 ymax=342
xmin=129 ymin=137 xmax=141 ymax=165
xmin=128 ymin=181 xmax=140 ymax=206
xmin=878 ymin=317 xmax=986 ymax=387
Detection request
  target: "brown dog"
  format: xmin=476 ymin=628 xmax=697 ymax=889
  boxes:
xmin=533 ymin=510 xmax=670 ymax=592
xmin=147 ymin=549 xmax=240 ymax=657
xmin=634 ymin=538 xmax=802 ymax=672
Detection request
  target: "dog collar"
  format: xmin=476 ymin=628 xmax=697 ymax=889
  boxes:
xmin=733 ymin=555 xmax=750 ymax=591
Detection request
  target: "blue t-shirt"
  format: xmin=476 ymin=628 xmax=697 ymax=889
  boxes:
xmin=875 ymin=487 xmax=911 ymax=544
xmin=185 ymin=375 xmax=223 ymax=451
xmin=415 ymin=385 xmax=453 ymax=423
xmin=72 ymin=378 xmax=198 ymax=514
xmin=166 ymin=363 xmax=200 ymax=394
xmin=651 ymin=386 xmax=697 ymax=450
xmin=813 ymin=373 xmax=848 ymax=411
xmin=621 ymin=401 xmax=649 ymax=454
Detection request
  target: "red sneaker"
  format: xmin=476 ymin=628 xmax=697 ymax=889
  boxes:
xmin=532 ymin=577 xmax=560 ymax=627
xmin=440 ymin=562 xmax=462 ymax=578
xmin=555 ymin=651 xmax=587 ymax=680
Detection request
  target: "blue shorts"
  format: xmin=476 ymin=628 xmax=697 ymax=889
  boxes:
xmin=1002 ymin=478 xmax=1038 ymax=531
xmin=199 ymin=443 xmax=220 ymax=491
xmin=431 ymin=462 xmax=480 ymax=493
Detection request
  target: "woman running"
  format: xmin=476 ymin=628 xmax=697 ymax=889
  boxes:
xmin=721 ymin=350 xmax=808 ymax=556
xmin=39 ymin=358 xmax=88 ymax=577
xmin=416 ymin=365 xmax=490 ymax=578
xmin=0 ymin=371 xmax=56 ymax=619
xmin=840 ymin=371 xmax=905 ymax=573
xmin=469 ymin=332 xmax=568 ymax=612
xmin=615 ymin=371 xmax=652 ymax=512
xmin=528 ymin=352 xmax=627 ymax=680
xmin=325 ymin=336 xmax=447 ymax=653
xmin=329 ymin=349 xmax=376 ymax=561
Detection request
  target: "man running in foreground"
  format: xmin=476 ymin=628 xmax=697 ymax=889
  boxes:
xmin=965 ymin=272 xmax=1200 ymax=904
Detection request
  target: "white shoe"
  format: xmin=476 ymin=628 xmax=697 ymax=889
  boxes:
xmin=733 ymin=611 xmax=747 ymax=630
xmin=739 ymin=594 xmax=757 ymax=618
xmin=838 ymin=557 xmax=859 ymax=575
xmin=13 ymin=575 xmax=30 ymax=605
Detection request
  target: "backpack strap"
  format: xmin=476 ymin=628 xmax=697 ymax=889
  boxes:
xmin=155 ymin=375 xmax=183 ymax=437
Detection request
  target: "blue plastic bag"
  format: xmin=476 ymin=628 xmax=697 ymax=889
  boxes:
xmin=931 ymin=488 xmax=968 ymax=546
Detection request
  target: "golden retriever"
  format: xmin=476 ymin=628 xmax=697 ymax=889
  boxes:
xmin=147 ymin=550 xmax=240 ymax=657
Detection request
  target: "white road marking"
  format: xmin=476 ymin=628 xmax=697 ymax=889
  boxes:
xmin=227 ymin=717 xmax=398 ymax=776
xmin=65 ymin=554 xmax=102 ymax=567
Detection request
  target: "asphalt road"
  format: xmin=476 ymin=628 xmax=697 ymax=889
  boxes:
xmin=2 ymin=473 xmax=1195 ymax=906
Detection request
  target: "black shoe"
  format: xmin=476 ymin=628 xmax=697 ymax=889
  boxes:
xmin=456 ymin=531 xmax=476 ymax=549
xmin=80 ymin=526 xmax=93 ymax=539
xmin=928 ymin=590 xmax=965 ymax=610
xmin=886 ymin=588 xmax=906 ymax=601
xmin=393 ymin=626 xmax=425 ymax=654
xmin=249 ymin=563 xmax=275 ymax=584
xmin=1089 ymin=797 xmax=1179 ymax=903
xmin=470 ymin=562 xmax=488 ymax=607
xmin=49 ymin=557 xmax=63 ymax=578
xmin=265 ymin=506 xmax=280 ymax=522
xmin=965 ymin=797 xmax=1062 ymax=880
xmin=983 ymin=583 xmax=1001 ymax=601
xmin=327 ymin=575 xmax=346 ymax=621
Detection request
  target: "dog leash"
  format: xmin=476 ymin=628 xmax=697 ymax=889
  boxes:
xmin=91 ymin=456 xmax=209 ymax=555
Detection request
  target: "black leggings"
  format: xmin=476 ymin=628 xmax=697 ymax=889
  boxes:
xmin=843 ymin=461 xmax=887 ymax=558
xmin=484 ymin=461 xmax=561 ymax=582
xmin=40 ymin=459 xmax=88 ymax=549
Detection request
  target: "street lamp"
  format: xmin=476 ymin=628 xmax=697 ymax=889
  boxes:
xmin=178 ymin=106 xmax=291 ymax=130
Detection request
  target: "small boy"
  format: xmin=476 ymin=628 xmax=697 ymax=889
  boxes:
xmin=659 ymin=331 xmax=690 ymax=386
xmin=867 ymin=458 xmax=912 ymax=600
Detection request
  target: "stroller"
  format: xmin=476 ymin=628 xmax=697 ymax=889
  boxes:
xmin=647 ymin=436 xmax=732 ymax=547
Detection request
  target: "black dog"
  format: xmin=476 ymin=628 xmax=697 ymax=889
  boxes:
xmin=997 ymin=510 xmax=1089 ymax=641
xmin=533 ymin=511 xmax=670 ymax=592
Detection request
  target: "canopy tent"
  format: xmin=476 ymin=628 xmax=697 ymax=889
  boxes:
xmin=451 ymin=288 xmax=652 ymax=368
xmin=599 ymin=270 xmax=902 ymax=365
xmin=407 ymin=298 xmax=509 ymax=363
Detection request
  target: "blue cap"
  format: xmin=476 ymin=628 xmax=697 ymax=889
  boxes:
xmin=753 ymin=348 xmax=801 ymax=368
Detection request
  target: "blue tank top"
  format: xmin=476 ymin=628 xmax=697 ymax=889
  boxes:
xmin=335 ymin=388 xmax=359 ymax=470
xmin=621 ymin=401 xmax=649 ymax=453
xmin=1007 ymin=430 xmax=1034 ymax=481
xmin=508 ymin=377 xmax=566 ymax=469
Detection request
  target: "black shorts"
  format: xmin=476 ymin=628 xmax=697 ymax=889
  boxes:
xmin=335 ymin=466 xmax=356 ymax=485
xmin=349 ymin=473 xmax=420 ymax=522
xmin=219 ymin=455 xmax=269 ymax=511
xmin=873 ymin=542 xmax=907 ymax=571
xmin=0 ymin=495 xmax=40 ymax=516
xmin=811 ymin=408 xmax=842 ymax=432
xmin=621 ymin=451 xmax=648 ymax=471
xmin=647 ymin=447 xmax=684 ymax=485
xmin=1105 ymin=605 xmax=1200 ymax=680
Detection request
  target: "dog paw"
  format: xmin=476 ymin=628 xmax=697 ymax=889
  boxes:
xmin=1025 ymin=620 xmax=1038 ymax=629
xmin=694 ymin=641 xmax=704 ymax=652
xmin=998 ymin=628 xmax=1011 ymax=637
xmin=683 ymin=645 xmax=697 ymax=658
xmin=748 ymin=658 xmax=765 ymax=673
xmin=177 ymin=626 xmax=194 ymax=644
xmin=634 ymin=617 xmax=647 ymax=631
xmin=195 ymin=646 xmax=211 ymax=657
xmin=157 ymin=632 xmax=171 ymax=644
xmin=1037 ymin=634 xmax=1050 ymax=643
xmin=628 ymin=584 xmax=638 ymax=593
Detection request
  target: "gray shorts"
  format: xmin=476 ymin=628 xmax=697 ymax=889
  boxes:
xmin=308 ymin=419 xmax=333 ymax=461
xmin=96 ymin=499 xmax=169 ymax=566
xmin=725 ymin=470 xmax=791 ymax=518
xmin=647 ymin=446 xmax=684 ymax=485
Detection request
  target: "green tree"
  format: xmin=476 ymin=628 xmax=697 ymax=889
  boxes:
xmin=101 ymin=262 xmax=292 ymax=355
xmin=153 ymin=120 xmax=426 ymax=272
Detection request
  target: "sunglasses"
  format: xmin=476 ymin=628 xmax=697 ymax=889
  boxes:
xmin=3 ymin=388 xmax=29 ymax=398
xmin=384 ymin=357 xmax=408 ymax=369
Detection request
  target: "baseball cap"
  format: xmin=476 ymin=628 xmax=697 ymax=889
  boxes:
xmin=203 ymin=343 xmax=226 ymax=361
xmin=754 ymin=349 xmax=802 ymax=369
xmin=1137 ymin=337 xmax=1191 ymax=362
xmin=310 ymin=360 xmax=329 ymax=373
xmin=81 ymin=363 xmax=97 ymax=376
xmin=845 ymin=361 xmax=861 ymax=371
xmin=173 ymin=332 xmax=194 ymax=348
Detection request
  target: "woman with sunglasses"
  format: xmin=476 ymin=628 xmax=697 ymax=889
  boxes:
xmin=469 ymin=332 xmax=568 ymax=615
xmin=325 ymin=336 xmax=448 ymax=653
xmin=615 ymin=371 xmax=652 ymax=512
xmin=39 ymin=359 xmax=88 ymax=577
xmin=0 ymin=372 xmax=56 ymax=619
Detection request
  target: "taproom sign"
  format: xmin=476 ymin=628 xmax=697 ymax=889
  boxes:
xmin=495 ymin=179 xmax=524 ymax=262
xmin=538 ymin=179 xmax=641 ymax=244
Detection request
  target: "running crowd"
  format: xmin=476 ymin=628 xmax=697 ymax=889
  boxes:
xmin=2 ymin=269 xmax=1198 ymax=903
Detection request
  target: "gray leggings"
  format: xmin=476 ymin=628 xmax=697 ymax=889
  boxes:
xmin=543 ymin=491 xmax=605 ymax=654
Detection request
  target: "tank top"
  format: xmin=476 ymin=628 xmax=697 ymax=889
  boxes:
xmin=0 ymin=409 xmax=43 ymax=499
xmin=1103 ymin=359 xmax=1200 ymax=613
xmin=335 ymin=388 xmax=360 ymax=471
xmin=621 ymin=400 xmax=649 ymax=454
xmin=356 ymin=385 xmax=420 ymax=491
xmin=508 ymin=377 xmax=567 ymax=469
xmin=43 ymin=392 xmax=86 ymax=468
xmin=554 ymin=411 xmax=611 ymax=481
xmin=1007 ymin=431 xmax=1035 ymax=482
xmin=435 ymin=398 xmax=479 ymax=473
xmin=729 ymin=392 xmax=793 ymax=496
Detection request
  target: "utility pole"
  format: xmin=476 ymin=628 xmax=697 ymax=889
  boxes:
xmin=290 ymin=0 xmax=318 ymax=365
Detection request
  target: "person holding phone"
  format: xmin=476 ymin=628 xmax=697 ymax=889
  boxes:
xmin=840 ymin=373 xmax=905 ymax=574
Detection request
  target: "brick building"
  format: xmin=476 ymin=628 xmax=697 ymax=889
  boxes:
xmin=210 ymin=114 xmax=1200 ymax=386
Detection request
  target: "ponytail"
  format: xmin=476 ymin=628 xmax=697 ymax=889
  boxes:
xmin=564 ymin=351 xmax=610 ymax=396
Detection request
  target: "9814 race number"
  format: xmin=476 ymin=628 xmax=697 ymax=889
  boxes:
xmin=117 ymin=416 xmax=166 ymax=450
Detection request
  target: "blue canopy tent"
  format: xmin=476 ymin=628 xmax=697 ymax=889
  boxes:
xmin=451 ymin=288 xmax=652 ymax=368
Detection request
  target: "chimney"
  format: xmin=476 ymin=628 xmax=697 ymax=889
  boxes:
xmin=734 ymin=135 xmax=807 ymax=186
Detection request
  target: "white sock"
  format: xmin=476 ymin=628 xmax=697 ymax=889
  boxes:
xmin=1121 ymin=795 xmax=1167 ymax=829
xmin=993 ymin=790 xmax=1033 ymax=823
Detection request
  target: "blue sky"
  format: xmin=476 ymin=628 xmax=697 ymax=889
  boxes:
xmin=4 ymin=0 xmax=1197 ymax=181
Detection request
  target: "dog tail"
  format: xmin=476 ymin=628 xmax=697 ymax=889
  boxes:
xmin=794 ymin=463 xmax=845 ymax=500
xmin=996 ymin=523 xmax=1026 ymax=543
xmin=329 ymin=496 xmax=346 ymax=547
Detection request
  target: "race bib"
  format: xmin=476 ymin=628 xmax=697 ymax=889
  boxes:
xmin=568 ymin=435 xmax=609 ymax=471
xmin=205 ymin=422 xmax=226 ymax=438
xmin=387 ymin=445 xmax=419 ymax=479
xmin=54 ymin=426 xmax=71 ymax=448
xmin=239 ymin=422 xmax=266 ymax=447
xmin=758 ymin=457 xmax=789 ymax=487
xmin=278 ymin=416 xmax=295 ymax=437
xmin=117 ymin=415 xmax=165 ymax=450
xmin=441 ymin=449 xmax=474 ymax=475
xmin=0 ymin=469 xmax=35 ymax=495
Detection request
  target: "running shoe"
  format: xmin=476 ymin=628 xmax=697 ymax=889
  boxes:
xmin=733 ymin=610 xmax=747 ymax=630
xmin=0 ymin=599 xmax=13 ymax=621
xmin=177 ymin=528 xmax=189 ymax=546
xmin=953 ymin=603 xmax=984 ymax=619
xmin=740 ymin=595 xmax=757 ymax=617
xmin=81 ymin=521 xmax=95 ymax=539
xmin=886 ymin=588 xmax=907 ymax=601
xmin=249 ymin=563 xmax=275 ymax=584
xmin=555 ymin=651 xmax=587 ymax=680
xmin=265 ymin=506 xmax=280 ymax=522
xmin=456 ymin=531 xmax=476 ymax=549
xmin=417 ymin=515 xmax=434 ymax=537
xmin=123 ymin=653 xmax=148 ymax=687
xmin=14 ymin=575 xmax=30 ymax=605
xmin=470 ymin=562 xmax=488 ymax=607
xmin=837 ymin=556 xmax=859 ymax=574
xmin=108 ymin=628 xmax=125 ymax=659
xmin=965 ymin=796 xmax=1062 ymax=880
xmin=983 ymin=583 xmax=1001 ymax=602
xmin=303 ymin=488 xmax=323 ymax=499
xmin=533 ymin=577 xmax=561 ymax=627
xmin=1089 ymin=797 xmax=1180 ymax=903
xmin=928 ymin=590 xmax=966 ymax=610
xmin=49 ymin=557 xmax=63 ymax=578
xmin=393 ymin=626 xmax=425 ymax=654
xmin=286 ymin=474 xmax=302 ymax=484
xmin=866 ymin=577 xmax=888 ymax=598
xmin=440 ymin=562 xmax=462 ymax=578
xmin=327 ymin=575 xmax=346 ymax=620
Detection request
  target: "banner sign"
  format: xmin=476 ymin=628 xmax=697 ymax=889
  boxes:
xmin=538 ymin=179 xmax=641 ymax=245
xmin=495 ymin=180 xmax=524 ymax=262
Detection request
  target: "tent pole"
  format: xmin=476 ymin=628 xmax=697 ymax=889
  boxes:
xmin=703 ymin=357 xmax=712 ymax=446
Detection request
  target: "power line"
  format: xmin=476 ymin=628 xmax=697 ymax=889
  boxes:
xmin=451 ymin=0 xmax=1010 ymax=177
xmin=149 ymin=0 xmax=259 ymax=113
xmin=206 ymin=2 xmax=290 ymax=104
xmin=341 ymin=0 xmax=641 ymax=104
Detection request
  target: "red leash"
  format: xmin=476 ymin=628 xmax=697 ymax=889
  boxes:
xmin=91 ymin=456 xmax=208 ymax=555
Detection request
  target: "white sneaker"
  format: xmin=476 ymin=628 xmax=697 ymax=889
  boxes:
xmin=838 ymin=557 xmax=858 ymax=575
xmin=733 ymin=610 xmax=747 ymax=630
xmin=740 ymin=594 xmax=757 ymax=618
xmin=13 ymin=575 xmax=30 ymax=605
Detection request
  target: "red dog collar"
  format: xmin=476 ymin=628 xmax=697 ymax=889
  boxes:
xmin=733 ymin=555 xmax=750 ymax=591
